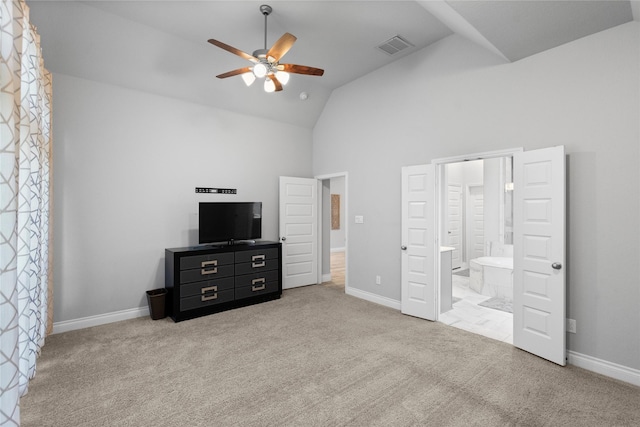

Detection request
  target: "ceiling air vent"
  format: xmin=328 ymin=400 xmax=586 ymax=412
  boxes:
xmin=376 ymin=35 xmax=414 ymax=56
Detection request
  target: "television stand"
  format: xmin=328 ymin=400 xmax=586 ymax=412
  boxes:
xmin=165 ymin=241 xmax=282 ymax=322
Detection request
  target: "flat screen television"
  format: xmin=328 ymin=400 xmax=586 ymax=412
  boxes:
xmin=199 ymin=202 xmax=262 ymax=244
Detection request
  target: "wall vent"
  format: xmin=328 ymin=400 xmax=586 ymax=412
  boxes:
xmin=376 ymin=35 xmax=414 ymax=55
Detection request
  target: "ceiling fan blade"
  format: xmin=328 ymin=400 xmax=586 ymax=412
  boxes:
xmin=270 ymin=75 xmax=284 ymax=92
xmin=216 ymin=67 xmax=253 ymax=79
xmin=208 ymin=39 xmax=258 ymax=63
xmin=267 ymin=33 xmax=297 ymax=62
xmin=280 ymin=63 xmax=325 ymax=76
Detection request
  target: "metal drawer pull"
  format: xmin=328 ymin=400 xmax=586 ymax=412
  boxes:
xmin=201 ymin=260 xmax=218 ymax=268
xmin=251 ymin=284 xmax=266 ymax=292
xmin=201 ymin=285 xmax=218 ymax=302
xmin=252 ymin=261 xmax=265 ymax=268
xmin=251 ymin=254 xmax=265 ymax=261
xmin=252 ymin=277 xmax=266 ymax=285
xmin=201 ymin=260 xmax=218 ymax=275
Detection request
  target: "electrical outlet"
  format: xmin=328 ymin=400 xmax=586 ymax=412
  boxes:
xmin=355 ymin=215 xmax=364 ymax=224
xmin=375 ymin=275 xmax=381 ymax=285
xmin=567 ymin=318 xmax=577 ymax=334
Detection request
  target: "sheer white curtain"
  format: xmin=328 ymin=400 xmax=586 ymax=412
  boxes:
xmin=1 ymin=0 xmax=53 ymax=425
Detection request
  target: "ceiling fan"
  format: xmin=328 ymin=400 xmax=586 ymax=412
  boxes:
xmin=208 ymin=4 xmax=324 ymax=93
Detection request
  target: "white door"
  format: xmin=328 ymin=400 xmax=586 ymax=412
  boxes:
xmin=401 ymin=164 xmax=436 ymax=320
xmin=467 ymin=185 xmax=485 ymax=260
xmin=279 ymin=177 xmax=318 ymax=289
xmin=513 ymin=146 xmax=566 ymax=366
xmin=447 ymin=184 xmax=463 ymax=269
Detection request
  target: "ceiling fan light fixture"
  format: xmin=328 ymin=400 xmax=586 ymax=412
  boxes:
xmin=264 ymin=77 xmax=276 ymax=93
xmin=253 ymin=62 xmax=268 ymax=78
xmin=241 ymin=72 xmax=256 ymax=87
xmin=275 ymin=71 xmax=290 ymax=85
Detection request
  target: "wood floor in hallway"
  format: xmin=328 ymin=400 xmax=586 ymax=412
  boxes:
xmin=322 ymin=250 xmax=345 ymax=291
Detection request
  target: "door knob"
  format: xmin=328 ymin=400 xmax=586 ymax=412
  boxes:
xmin=401 ymin=246 xmax=407 ymax=250
xmin=552 ymin=262 xmax=562 ymax=270
xmin=281 ymin=237 xmax=286 ymax=241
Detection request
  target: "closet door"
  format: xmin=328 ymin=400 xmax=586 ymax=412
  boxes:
xmin=447 ymin=183 xmax=463 ymax=270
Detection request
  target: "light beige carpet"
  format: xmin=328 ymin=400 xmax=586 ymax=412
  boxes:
xmin=21 ymin=284 xmax=640 ymax=426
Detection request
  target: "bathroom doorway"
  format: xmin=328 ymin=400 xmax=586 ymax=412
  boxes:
xmin=401 ymin=146 xmax=566 ymax=364
xmin=437 ymin=156 xmax=515 ymax=344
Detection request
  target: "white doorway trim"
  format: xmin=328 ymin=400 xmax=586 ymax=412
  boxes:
xmin=432 ymin=148 xmax=523 ymax=321
xmin=315 ymin=172 xmax=349 ymax=292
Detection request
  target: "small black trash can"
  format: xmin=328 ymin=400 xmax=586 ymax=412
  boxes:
xmin=146 ymin=288 xmax=167 ymax=320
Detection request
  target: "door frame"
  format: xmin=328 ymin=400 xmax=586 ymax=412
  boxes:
xmin=433 ymin=148 xmax=523 ymax=321
xmin=315 ymin=172 xmax=349 ymax=291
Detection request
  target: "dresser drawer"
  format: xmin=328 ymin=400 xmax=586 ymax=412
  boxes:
xmin=180 ymin=264 xmax=234 ymax=284
xmin=180 ymin=252 xmax=234 ymax=271
xmin=235 ymin=270 xmax=279 ymax=288
xmin=235 ymin=281 xmax=279 ymax=300
xmin=235 ymin=248 xmax=278 ymax=263
xmin=180 ymin=288 xmax=234 ymax=311
xmin=235 ymin=258 xmax=279 ymax=276
xmin=180 ymin=277 xmax=234 ymax=298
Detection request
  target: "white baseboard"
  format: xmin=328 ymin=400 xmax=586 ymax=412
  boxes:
xmin=52 ymin=306 xmax=149 ymax=334
xmin=345 ymin=286 xmax=401 ymax=310
xmin=322 ymin=273 xmax=332 ymax=282
xmin=568 ymin=350 xmax=640 ymax=387
xmin=330 ymin=247 xmax=345 ymax=253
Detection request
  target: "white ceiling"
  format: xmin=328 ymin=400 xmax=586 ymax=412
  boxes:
xmin=29 ymin=1 xmax=637 ymax=128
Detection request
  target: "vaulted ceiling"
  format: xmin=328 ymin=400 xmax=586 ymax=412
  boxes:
xmin=29 ymin=1 xmax=638 ymax=129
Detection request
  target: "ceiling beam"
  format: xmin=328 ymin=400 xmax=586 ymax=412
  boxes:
xmin=631 ymin=0 xmax=640 ymax=21
xmin=416 ymin=0 xmax=510 ymax=62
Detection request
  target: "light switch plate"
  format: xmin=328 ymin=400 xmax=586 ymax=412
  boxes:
xmin=355 ymin=215 xmax=364 ymax=224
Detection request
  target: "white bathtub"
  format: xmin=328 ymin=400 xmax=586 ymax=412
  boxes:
xmin=469 ymin=256 xmax=513 ymax=301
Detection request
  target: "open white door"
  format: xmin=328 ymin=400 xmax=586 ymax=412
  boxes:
xmin=513 ymin=146 xmax=566 ymax=366
xmin=279 ymin=176 xmax=318 ymax=289
xmin=401 ymin=164 xmax=436 ymax=320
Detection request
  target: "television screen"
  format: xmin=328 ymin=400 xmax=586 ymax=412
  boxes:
xmin=199 ymin=202 xmax=262 ymax=244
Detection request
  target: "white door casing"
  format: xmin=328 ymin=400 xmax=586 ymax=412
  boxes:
xmin=513 ymin=146 xmax=566 ymax=366
xmin=401 ymin=164 xmax=436 ymax=320
xmin=279 ymin=176 xmax=318 ymax=289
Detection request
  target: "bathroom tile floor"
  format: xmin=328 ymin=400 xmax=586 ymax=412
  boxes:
xmin=439 ymin=275 xmax=513 ymax=344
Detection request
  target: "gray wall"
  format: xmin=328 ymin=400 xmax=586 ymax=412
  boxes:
xmin=52 ymin=74 xmax=312 ymax=322
xmin=313 ymin=24 xmax=640 ymax=370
